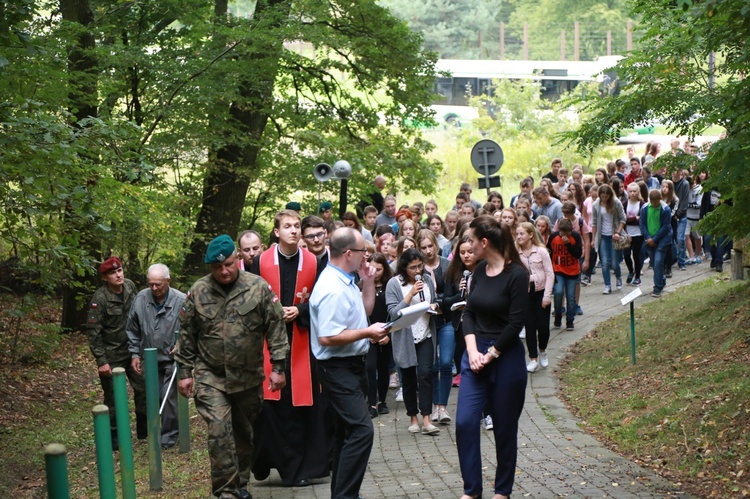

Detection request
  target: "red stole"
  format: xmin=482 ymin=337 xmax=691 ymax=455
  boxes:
xmin=259 ymin=246 xmax=316 ymax=406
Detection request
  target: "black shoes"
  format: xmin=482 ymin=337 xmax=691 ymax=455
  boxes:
xmin=369 ymin=406 xmax=378 ymax=419
xmin=238 ymin=488 xmax=252 ymax=499
xmin=292 ymin=479 xmax=310 ymax=487
xmin=378 ymin=402 xmax=390 ymax=414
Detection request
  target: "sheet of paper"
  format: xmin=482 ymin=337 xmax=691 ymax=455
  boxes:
xmin=384 ymin=301 xmax=431 ymax=332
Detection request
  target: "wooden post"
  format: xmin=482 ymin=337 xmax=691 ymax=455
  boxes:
xmin=574 ymin=21 xmax=580 ymax=61
xmin=627 ymin=21 xmax=633 ymax=52
xmin=523 ymin=23 xmax=529 ymax=60
xmin=500 ymin=22 xmax=505 ymax=59
xmin=561 ymin=30 xmax=566 ymax=60
xmin=731 ymin=249 xmax=745 ymax=280
xmin=607 ymin=31 xmax=612 ymax=55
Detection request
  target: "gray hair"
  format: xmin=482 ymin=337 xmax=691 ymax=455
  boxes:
xmin=147 ymin=263 xmax=170 ymax=280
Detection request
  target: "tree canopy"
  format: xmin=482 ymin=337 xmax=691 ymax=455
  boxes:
xmin=1 ymin=0 xmax=441 ymax=326
xmin=567 ymin=0 xmax=749 ymax=241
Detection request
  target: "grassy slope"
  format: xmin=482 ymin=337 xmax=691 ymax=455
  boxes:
xmin=559 ymin=277 xmax=750 ymax=497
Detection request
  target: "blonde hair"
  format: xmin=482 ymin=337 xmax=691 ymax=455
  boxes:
xmin=517 ymin=222 xmax=545 ymax=247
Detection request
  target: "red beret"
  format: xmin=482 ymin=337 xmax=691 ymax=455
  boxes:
xmin=99 ymin=256 xmax=122 ymax=274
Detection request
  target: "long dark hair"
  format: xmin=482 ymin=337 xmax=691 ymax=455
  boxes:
xmin=446 ymin=235 xmax=472 ymax=283
xmin=469 ymin=215 xmax=523 ymax=271
xmin=395 ymin=247 xmax=424 ymax=285
xmin=368 ymin=252 xmax=393 ymax=285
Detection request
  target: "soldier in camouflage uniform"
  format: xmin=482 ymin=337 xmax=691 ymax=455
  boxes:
xmin=175 ymin=235 xmax=289 ymax=499
xmin=86 ymin=256 xmax=147 ymax=451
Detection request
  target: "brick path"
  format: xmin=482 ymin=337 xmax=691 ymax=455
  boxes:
xmin=249 ymin=263 xmax=714 ymax=498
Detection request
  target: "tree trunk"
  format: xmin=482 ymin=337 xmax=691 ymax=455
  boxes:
xmin=184 ymin=0 xmax=291 ymax=270
xmin=59 ymin=0 xmax=100 ymax=331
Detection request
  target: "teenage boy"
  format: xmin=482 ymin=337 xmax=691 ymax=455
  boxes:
xmin=547 ymin=218 xmax=583 ymax=330
xmin=639 ymin=190 xmax=673 ymax=297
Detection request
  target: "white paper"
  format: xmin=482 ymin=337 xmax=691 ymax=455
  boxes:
xmin=384 ymin=301 xmax=431 ymax=332
xmin=450 ymin=300 xmax=467 ymax=312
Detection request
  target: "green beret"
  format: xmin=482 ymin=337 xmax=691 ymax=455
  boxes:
xmin=286 ymin=201 xmax=301 ymax=211
xmin=204 ymin=234 xmax=236 ymax=264
xmin=319 ymin=201 xmax=332 ymax=213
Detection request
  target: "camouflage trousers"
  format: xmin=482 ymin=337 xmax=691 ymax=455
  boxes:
xmin=195 ymin=383 xmax=262 ymax=499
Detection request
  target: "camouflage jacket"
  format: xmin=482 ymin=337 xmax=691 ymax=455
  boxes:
xmin=86 ymin=279 xmax=138 ymax=367
xmin=174 ymin=272 xmax=289 ymax=394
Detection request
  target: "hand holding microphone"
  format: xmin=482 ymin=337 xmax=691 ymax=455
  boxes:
xmin=460 ymin=270 xmax=471 ymax=298
xmin=414 ymin=274 xmax=425 ymax=302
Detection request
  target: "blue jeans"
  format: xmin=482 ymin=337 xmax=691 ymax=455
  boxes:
xmin=598 ymin=235 xmax=622 ymax=287
xmin=675 ymin=217 xmax=688 ymax=266
xmin=455 ymin=337 xmax=526 ymax=497
xmin=553 ymin=274 xmax=578 ymax=325
xmin=644 ymin=243 xmax=669 ymax=293
xmin=432 ymin=322 xmax=456 ymax=406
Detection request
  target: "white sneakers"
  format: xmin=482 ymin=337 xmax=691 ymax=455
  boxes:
xmin=519 ymin=327 xmax=526 ymax=339
xmin=395 ymin=388 xmax=403 ymax=402
xmin=539 ymin=351 xmax=549 ymax=368
xmin=483 ymin=415 xmax=494 ymax=430
xmin=526 ymin=359 xmax=539 ymax=372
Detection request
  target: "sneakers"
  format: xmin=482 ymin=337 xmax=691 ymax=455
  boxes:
xmin=632 ymin=278 xmax=641 ymax=286
xmin=526 ymin=359 xmax=539 ymax=373
xmin=650 ymin=291 xmax=662 ymax=298
xmin=581 ymin=276 xmax=591 ymax=286
xmin=665 ymin=270 xmax=673 ymax=278
xmin=686 ymin=257 xmax=696 ymax=265
xmin=679 ymin=265 xmax=687 ymax=271
xmin=378 ymin=402 xmax=389 ymax=414
xmin=439 ymin=408 xmax=452 ymax=424
xmin=626 ymin=272 xmax=634 ymax=284
xmin=603 ymin=286 xmax=611 ymax=295
xmin=389 ymin=372 xmax=399 ymax=388
xmin=519 ymin=327 xmax=526 ymax=339
xmin=553 ymin=314 xmax=562 ymax=328
xmin=395 ymin=388 xmax=403 ymax=402
xmin=576 ymin=305 xmax=583 ymax=316
xmin=369 ymin=406 xmax=378 ymax=419
xmin=422 ymin=424 xmax=440 ymax=435
xmin=616 ymin=278 xmax=623 ymax=290
xmin=431 ymin=409 xmax=440 ymax=422
xmin=452 ymin=374 xmax=461 ymax=387
xmin=566 ymin=322 xmax=575 ymax=331
xmin=539 ymin=351 xmax=549 ymax=368
xmin=483 ymin=415 xmax=494 ymax=430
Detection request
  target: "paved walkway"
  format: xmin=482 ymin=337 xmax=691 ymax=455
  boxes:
xmin=250 ymin=263 xmax=715 ymax=498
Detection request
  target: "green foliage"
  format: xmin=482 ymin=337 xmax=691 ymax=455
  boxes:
xmin=566 ymin=0 xmax=750 ymax=241
xmin=1 ymin=292 xmax=63 ymax=364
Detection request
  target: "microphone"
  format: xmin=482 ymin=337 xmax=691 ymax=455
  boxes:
xmin=460 ymin=270 xmax=471 ymax=299
xmin=414 ymin=274 xmax=425 ymax=302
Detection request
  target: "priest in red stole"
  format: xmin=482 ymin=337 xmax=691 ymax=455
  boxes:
xmin=249 ymin=209 xmax=330 ymax=487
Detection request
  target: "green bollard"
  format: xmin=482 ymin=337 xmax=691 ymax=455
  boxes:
xmin=144 ymin=348 xmax=163 ymax=491
xmin=175 ymin=330 xmax=191 ymax=453
xmin=112 ymin=367 xmax=137 ymax=499
xmin=92 ymin=405 xmax=117 ymax=499
xmin=44 ymin=443 xmax=71 ymax=499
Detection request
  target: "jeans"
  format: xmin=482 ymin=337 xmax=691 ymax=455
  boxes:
xmin=432 ymin=322 xmax=456 ymax=406
xmin=553 ymin=274 xmax=578 ymax=325
xmin=455 ymin=337 xmax=526 ymax=497
xmin=675 ymin=217 xmax=688 ymax=266
xmin=598 ymin=235 xmax=621 ymax=287
xmin=644 ymin=243 xmax=669 ymax=293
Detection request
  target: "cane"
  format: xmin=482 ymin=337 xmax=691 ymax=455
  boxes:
xmin=159 ymin=362 xmax=178 ymax=416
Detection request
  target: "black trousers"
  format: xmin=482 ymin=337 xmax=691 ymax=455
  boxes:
xmin=317 ymin=356 xmax=374 ymax=499
xmin=99 ymin=358 xmax=146 ymax=432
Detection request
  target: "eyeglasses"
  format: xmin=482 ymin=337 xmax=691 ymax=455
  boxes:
xmin=407 ymin=264 xmax=424 ymax=272
xmin=348 ymin=247 xmax=367 ymax=253
xmin=303 ymin=231 xmax=326 ymax=241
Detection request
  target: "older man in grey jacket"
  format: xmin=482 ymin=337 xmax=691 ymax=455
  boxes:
xmin=127 ymin=263 xmax=186 ymax=449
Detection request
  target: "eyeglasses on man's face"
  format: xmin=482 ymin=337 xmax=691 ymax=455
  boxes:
xmin=303 ymin=231 xmax=326 ymax=241
xmin=348 ymin=247 xmax=367 ymax=253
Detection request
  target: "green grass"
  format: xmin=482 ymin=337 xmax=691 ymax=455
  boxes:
xmin=559 ymin=277 xmax=750 ymax=497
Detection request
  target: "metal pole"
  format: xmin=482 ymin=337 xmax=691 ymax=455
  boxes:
xmin=144 ymin=348 xmax=163 ymax=491
xmin=630 ymin=302 xmax=637 ymax=365
xmin=44 ymin=443 xmax=71 ymax=499
xmin=174 ymin=330 xmax=191 ymax=453
xmin=112 ymin=368 xmax=136 ymax=499
xmin=92 ymin=405 xmax=117 ymax=499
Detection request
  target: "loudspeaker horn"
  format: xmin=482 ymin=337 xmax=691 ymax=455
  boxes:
xmin=332 ymin=160 xmax=352 ymax=180
xmin=314 ymin=163 xmax=333 ymax=182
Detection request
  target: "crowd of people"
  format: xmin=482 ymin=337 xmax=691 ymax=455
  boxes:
xmin=84 ymin=139 xmax=729 ymax=499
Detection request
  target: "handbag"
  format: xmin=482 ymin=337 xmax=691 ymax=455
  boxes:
xmin=613 ymin=232 xmax=632 ymax=250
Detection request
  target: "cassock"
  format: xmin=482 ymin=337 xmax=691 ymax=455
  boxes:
xmin=249 ymin=245 xmax=330 ymax=486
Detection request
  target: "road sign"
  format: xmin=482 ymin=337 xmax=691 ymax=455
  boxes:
xmin=478 ymin=176 xmax=501 ymax=189
xmin=470 ymin=140 xmax=504 ymax=176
